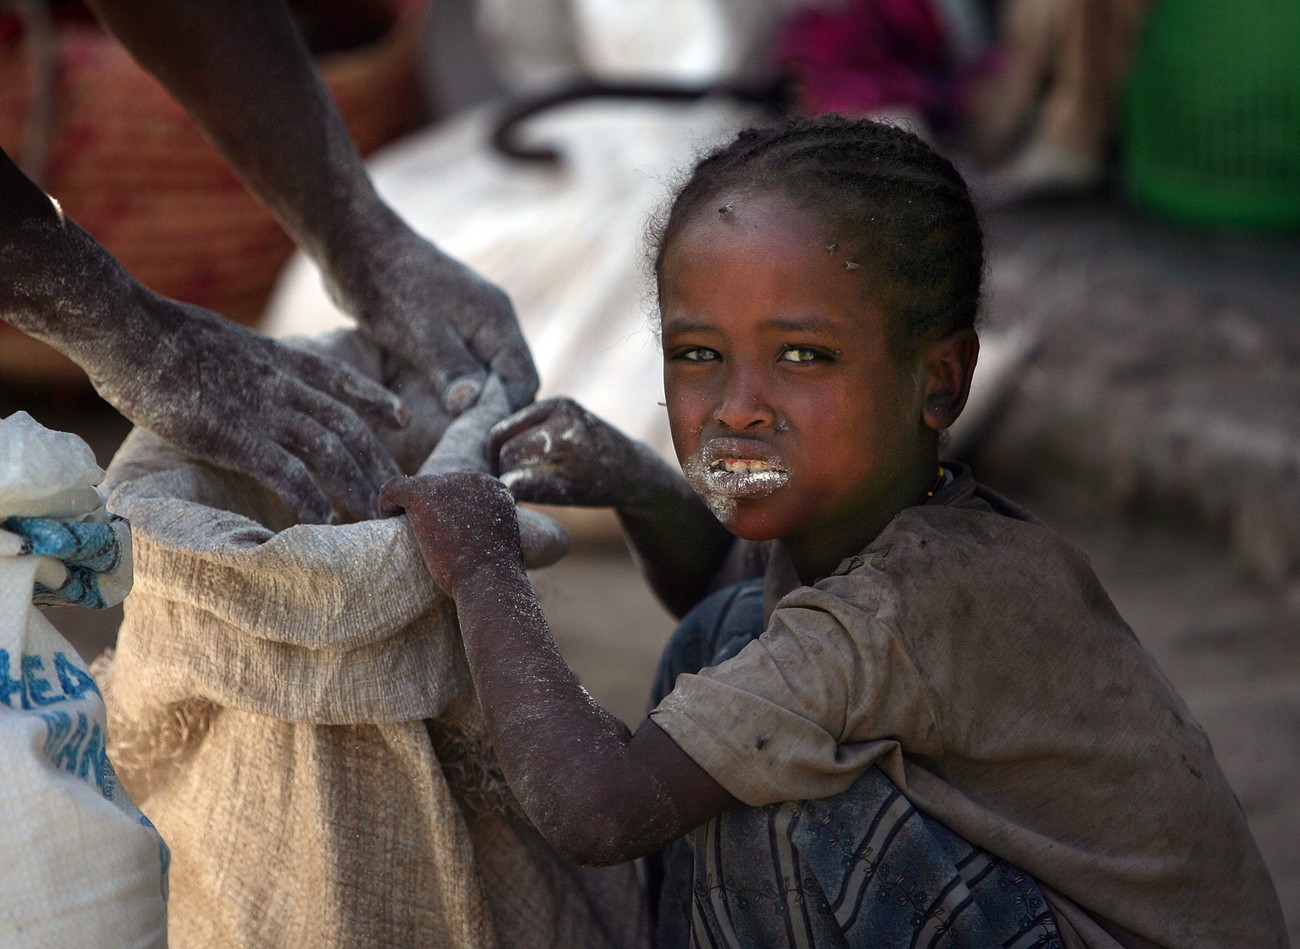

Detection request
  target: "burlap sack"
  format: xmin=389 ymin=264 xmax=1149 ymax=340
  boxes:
xmin=95 ymin=332 xmax=651 ymax=948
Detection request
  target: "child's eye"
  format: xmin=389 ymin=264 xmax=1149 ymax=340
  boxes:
xmin=674 ymin=346 xmax=720 ymax=363
xmin=779 ymin=345 xmax=835 ymax=364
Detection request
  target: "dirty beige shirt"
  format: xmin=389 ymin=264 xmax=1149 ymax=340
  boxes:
xmin=651 ymin=468 xmax=1286 ymax=948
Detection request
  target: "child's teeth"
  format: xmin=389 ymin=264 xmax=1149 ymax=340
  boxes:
xmin=714 ymin=460 xmax=776 ymax=474
xmin=695 ymin=456 xmax=790 ymax=502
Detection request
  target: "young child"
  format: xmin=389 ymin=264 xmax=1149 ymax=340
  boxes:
xmin=379 ymin=116 xmax=1287 ymax=947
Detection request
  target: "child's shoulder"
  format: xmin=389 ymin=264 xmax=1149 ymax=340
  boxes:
xmin=819 ymin=466 xmax=1101 ymax=614
xmin=884 ymin=465 xmax=1061 ymax=557
xmin=918 ymin=464 xmax=1046 ymax=528
xmin=786 ymin=469 xmax=1132 ymax=664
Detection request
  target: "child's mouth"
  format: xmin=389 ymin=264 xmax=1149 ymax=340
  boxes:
xmin=704 ymin=457 xmax=790 ymax=498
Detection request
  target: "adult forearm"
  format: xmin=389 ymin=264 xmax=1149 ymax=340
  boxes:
xmin=83 ymin=0 xmax=387 ymax=266
xmin=0 ymin=149 xmax=133 ymax=351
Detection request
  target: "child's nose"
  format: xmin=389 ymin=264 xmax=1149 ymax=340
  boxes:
xmin=715 ymin=369 xmax=777 ymax=431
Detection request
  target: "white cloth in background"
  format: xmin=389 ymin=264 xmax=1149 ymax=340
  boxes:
xmin=474 ymin=0 xmax=806 ymax=86
xmin=266 ymin=98 xmax=753 ymax=464
xmin=0 ymin=411 xmax=167 ymax=948
xmin=265 ymin=0 xmax=804 ymax=465
xmin=265 ymin=0 xmax=1032 ymax=464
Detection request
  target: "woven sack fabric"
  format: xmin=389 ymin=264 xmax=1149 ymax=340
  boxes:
xmin=96 ymin=332 xmax=650 ymax=948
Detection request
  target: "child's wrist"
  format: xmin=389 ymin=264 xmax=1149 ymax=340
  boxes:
xmin=621 ymin=476 xmax=695 ymax=521
xmin=614 ymin=443 xmax=685 ymax=514
xmin=446 ymin=549 xmax=527 ymax=601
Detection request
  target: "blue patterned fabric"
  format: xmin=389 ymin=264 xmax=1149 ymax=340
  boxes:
xmin=1 ymin=515 xmax=129 ymax=609
xmin=648 ymin=580 xmax=1062 ymax=948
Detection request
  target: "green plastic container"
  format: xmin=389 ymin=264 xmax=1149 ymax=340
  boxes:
xmin=1122 ymin=0 xmax=1300 ymax=232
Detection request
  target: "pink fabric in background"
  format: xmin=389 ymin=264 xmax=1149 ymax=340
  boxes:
xmin=773 ymin=0 xmax=967 ymax=129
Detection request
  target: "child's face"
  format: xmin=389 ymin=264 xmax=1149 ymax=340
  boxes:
xmin=659 ymin=192 xmax=942 ymax=562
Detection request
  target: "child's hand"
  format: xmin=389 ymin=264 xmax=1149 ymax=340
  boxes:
xmin=379 ymin=471 xmax=523 ymax=596
xmin=488 ymin=397 xmax=734 ymax=619
xmin=487 ymin=398 xmax=650 ymax=509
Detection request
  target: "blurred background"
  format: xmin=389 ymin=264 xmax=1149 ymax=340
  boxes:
xmin=2 ymin=0 xmax=1297 ymax=936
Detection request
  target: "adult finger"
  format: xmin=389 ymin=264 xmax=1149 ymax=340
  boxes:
xmin=283 ymin=383 xmax=400 ymax=498
xmin=273 ymin=412 xmax=381 ymax=523
xmin=423 ymin=328 xmax=489 ymax=415
xmin=233 ymin=440 xmax=335 ymax=525
xmin=436 ymin=368 xmax=488 ymax=416
xmin=482 ymin=327 xmax=540 ymax=412
xmin=452 ymin=276 xmax=537 ymax=411
xmin=282 ymin=342 xmax=411 ymax=430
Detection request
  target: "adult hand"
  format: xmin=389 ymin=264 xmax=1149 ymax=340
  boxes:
xmin=0 ymin=188 xmax=407 ymax=525
xmin=379 ymin=470 xmax=522 ymax=597
xmin=486 ymin=397 xmax=658 ymax=509
xmin=82 ymin=0 xmax=539 ymax=417
xmin=323 ymin=211 xmax=539 ymax=415
xmin=93 ymin=299 xmax=409 ymax=525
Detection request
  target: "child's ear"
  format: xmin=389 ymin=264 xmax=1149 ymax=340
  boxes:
xmin=920 ymin=328 xmax=979 ymax=432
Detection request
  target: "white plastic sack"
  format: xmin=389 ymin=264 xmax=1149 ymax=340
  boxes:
xmin=0 ymin=412 xmax=103 ymax=518
xmin=0 ymin=411 xmax=167 ymax=948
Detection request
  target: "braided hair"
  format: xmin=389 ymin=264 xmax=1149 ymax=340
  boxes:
xmin=649 ymin=115 xmax=984 ymax=357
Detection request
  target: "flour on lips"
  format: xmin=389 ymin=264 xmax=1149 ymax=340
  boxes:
xmin=704 ymin=456 xmax=790 ymax=498
xmin=689 ymin=437 xmax=791 ymax=504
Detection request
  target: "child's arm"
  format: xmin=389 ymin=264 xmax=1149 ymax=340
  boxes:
xmin=487 ymin=398 xmax=736 ymax=618
xmin=381 ymin=471 xmax=738 ymax=865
